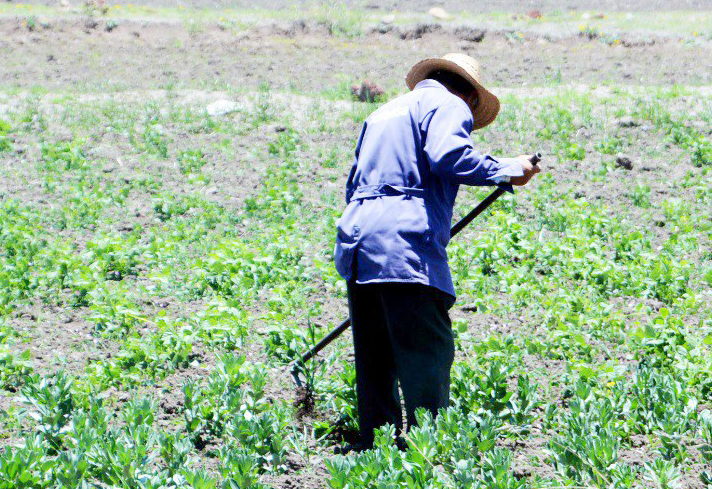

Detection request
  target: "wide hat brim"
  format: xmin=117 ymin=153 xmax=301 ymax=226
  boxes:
xmin=406 ymin=56 xmax=500 ymax=130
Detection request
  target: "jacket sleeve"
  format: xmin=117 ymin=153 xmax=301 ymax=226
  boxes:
xmin=345 ymin=122 xmax=367 ymax=204
xmin=422 ymin=101 xmax=524 ymax=191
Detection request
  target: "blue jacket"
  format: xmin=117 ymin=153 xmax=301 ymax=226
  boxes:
xmin=334 ymin=79 xmax=524 ymax=299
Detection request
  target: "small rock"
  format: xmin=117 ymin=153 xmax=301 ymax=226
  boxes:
xmin=84 ymin=18 xmax=99 ymax=30
xmin=206 ymin=100 xmax=239 ymax=117
xmin=275 ymin=125 xmax=287 ymax=132
xmin=47 ymin=54 xmax=55 ymax=62
xmin=118 ymin=392 xmax=130 ymax=402
xmin=615 ymin=155 xmax=633 ymax=170
xmin=102 ymin=165 xmax=116 ymax=173
xmin=428 ymin=7 xmax=451 ymax=20
xmin=381 ymin=14 xmax=395 ymax=24
xmin=617 ymin=116 xmax=639 ymax=128
xmin=60 ymin=0 xmax=70 ymax=6
xmin=461 ymin=304 xmax=478 ymax=312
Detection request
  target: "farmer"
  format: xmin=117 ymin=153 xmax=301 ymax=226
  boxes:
xmin=333 ymin=53 xmax=540 ymax=450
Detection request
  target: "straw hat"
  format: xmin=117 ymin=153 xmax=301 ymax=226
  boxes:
xmin=406 ymin=53 xmax=500 ymax=130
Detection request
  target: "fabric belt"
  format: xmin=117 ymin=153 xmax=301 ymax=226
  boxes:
xmin=350 ymin=183 xmax=424 ymax=201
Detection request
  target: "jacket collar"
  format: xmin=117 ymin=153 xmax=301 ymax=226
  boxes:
xmin=414 ymin=78 xmax=472 ymax=117
xmin=414 ymin=79 xmax=447 ymax=90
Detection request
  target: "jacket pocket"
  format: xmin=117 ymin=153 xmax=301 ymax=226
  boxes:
xmin=395 ymin=197 xmax=431 ymax=248
xmin=334 ymin=203 xmax=360 ymax=279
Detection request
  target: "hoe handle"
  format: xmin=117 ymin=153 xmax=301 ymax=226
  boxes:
xmin=291 ymin=153 xmax=542 ymax=386
xmin=450 ymin=152 xmax=541 ymax=237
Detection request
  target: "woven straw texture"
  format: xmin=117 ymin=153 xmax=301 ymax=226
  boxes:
xmin=406 ymin=53 xmax=500 ymax=130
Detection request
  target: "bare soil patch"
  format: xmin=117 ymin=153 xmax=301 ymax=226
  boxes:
xmin=14 ymin=0 xmax=712 ymax=12
xmin=1 ymin=17 xmax=711 ymax=93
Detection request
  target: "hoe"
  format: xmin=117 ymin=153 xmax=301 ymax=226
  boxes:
xmin=291 ymin=153 xmax=542 ymax=387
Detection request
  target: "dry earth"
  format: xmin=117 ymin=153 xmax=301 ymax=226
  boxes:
xmin=13 ymin=0 xmax=712 ymax=12
xmin=1 ymin=3 xmax=711 ymax=488
xmin=1 ymin=15 xmax=712 ymax=93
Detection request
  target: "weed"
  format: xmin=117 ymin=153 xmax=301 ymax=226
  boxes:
xmin=0 ymin=120 xmax=11 ymax=152
xmin=630 ymin=183 xmax=651 ymax=207
xmin=177 ymin=148 xmax=207 ymax=174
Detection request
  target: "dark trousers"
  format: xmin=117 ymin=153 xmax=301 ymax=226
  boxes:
xmin=347 ymin=281 xmax=455 ymax=448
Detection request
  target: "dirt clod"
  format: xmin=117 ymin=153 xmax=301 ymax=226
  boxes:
xmin=351 ymin=80 xmax=384 ymax=103
xmin=454 ymin=26 xmax=486 ymax=42
xmin=527 ymin=10 xmax=543 ymax=19
xmin=615 ymin=155 xmax=634 ymax=170
xmin=294 ymin=385 xmax=316 ymax=419
xmin=399 ymin=23 xmax=440 ymax=40
xmin=618 ymin=116 xmax=639 ymax=127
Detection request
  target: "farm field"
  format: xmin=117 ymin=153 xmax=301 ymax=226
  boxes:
xmin=1 ymin=1 xmax=712 ymax=488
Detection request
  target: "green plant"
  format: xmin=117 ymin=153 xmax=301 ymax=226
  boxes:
xmin=0 ymin=434 xmax=52 ymax=488
xmin=177 ymin=149 xmax=207 ymax=174
xmin=643 ymin=459 xmax=682 ymax=489
xmin=0 ymin=349 xmax=32 ymax=391
xmin=547 ymin=380 xmax=623 ymax=487
xmin=630 ymin=183 xmax=652 ymax=208
xmin=0 ymin=120 xmax=11 ymax=152
xmin=25 ymin=15 xmax=37 ymax=31
xmin=21 ymin=371 xmax=75 ymax=453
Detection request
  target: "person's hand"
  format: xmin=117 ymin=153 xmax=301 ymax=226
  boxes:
xmin=510 ymin=155 xmax=541 ymax=186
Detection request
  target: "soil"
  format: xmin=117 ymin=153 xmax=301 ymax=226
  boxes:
xmin=1 ymin=17 xmax=712 ymax=94
xmin=13 ymin=0 xmax=712 ymax=12
xmin=1 ymin=3 xmax=711 ymax=487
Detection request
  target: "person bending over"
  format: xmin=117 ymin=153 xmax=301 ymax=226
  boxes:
xmin=334 ymin=53 xmax=540 ymax=450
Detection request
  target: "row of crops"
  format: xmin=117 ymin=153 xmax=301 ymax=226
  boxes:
xmin=0 ymin=85 xmax=711 ymax=487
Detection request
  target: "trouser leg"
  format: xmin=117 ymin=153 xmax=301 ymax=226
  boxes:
xmin=381 ymin=283 xmax=455 ymax=431
xmin=347 ymin=282 xmax=402 ymax=448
